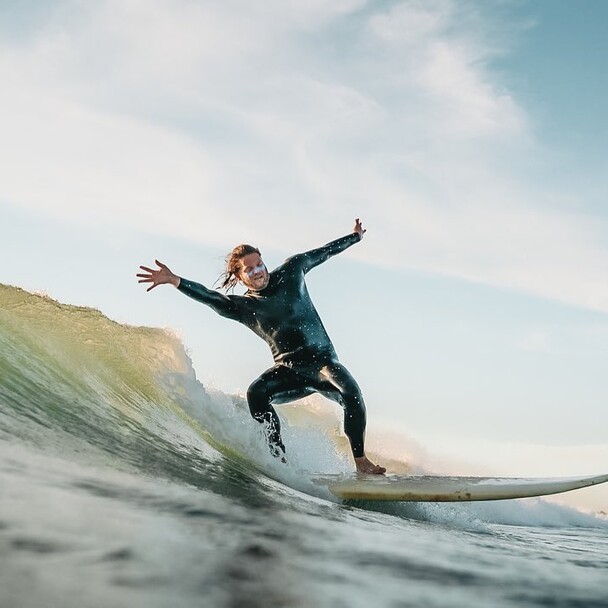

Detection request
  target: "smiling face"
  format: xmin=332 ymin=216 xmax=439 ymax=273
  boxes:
xmin=238 ymin=251 xmax=270 ymax=291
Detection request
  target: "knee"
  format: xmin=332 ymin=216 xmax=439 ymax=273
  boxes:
xmin=246 ymin=378 xmax=261 ymax=400
xmin=247 ymin=378 xmax=269 ymax=413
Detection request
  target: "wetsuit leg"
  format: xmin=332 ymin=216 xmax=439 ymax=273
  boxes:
xmin=317 ymin=362 xmax=367 ymax=458
xmin=246 ymin=364 xmax=310 ymax=457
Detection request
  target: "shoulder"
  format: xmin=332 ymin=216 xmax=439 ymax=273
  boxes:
xmin=225 ymin=292 xmax=247 ymax=305
xmin=280 ymin=254 xmax=305 ymax=271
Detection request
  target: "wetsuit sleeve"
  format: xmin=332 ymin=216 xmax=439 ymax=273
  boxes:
xmin=289 ymin=232 xmax=361 ymax=274
xmin=177 ymin=278 xmax=242 ymax=321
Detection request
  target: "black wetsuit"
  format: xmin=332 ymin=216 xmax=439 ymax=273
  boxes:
xmin=177 ymin=232 xmax=366 ymax=458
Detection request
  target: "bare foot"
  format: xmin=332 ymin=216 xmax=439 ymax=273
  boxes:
xmin=355 ymin=456 xmax=386 ymax=475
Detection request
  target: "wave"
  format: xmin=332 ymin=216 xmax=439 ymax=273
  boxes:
xmin=0 ymin=283 xmax=345 ymax=489
xmin=1 ymin=283 xmax=604 ymax=530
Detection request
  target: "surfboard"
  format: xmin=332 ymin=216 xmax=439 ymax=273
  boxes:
xmin=312 ymin=473 xmax=608 ymax=502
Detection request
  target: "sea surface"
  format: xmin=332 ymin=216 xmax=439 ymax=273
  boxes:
xmin=1 ymin=284 xmax=607 ymax=608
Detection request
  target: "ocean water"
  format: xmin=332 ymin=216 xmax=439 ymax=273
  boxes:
xmin=1 ymin=284 xmax=607 ymax=608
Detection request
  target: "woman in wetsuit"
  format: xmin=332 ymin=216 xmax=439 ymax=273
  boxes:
xmin=137 ymin=219 xmax=385 ymax=474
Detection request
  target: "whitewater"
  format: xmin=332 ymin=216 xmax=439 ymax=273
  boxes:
xmin=1 ymin=283 xmax=607 ymax=608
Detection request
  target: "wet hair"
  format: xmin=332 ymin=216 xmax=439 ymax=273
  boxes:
xmin=218 ymin=244 xmax=261 ymax=291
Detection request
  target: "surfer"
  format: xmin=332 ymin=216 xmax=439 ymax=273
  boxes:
xmin=137 ymin=219 xmax=386 ymax=474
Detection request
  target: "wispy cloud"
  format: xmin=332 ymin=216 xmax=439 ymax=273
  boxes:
xmin=1 ymin=0 xmax=606 ymax=310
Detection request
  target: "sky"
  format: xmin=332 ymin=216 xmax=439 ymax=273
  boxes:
xmin=1 ymin=0 xmax=607 ymax=509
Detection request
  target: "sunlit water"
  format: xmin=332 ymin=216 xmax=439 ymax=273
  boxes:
xmin=1 ymin=285 xmax=606 ymax=608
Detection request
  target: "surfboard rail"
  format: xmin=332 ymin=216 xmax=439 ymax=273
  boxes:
xmin=312 ymin=473 xmax=608 ymax=502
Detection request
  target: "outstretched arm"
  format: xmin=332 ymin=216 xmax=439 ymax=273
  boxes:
xmin=137 ymin=260 xmax=241 ymax=321
xmin=293 ymin=218 xmax=366 ymax=274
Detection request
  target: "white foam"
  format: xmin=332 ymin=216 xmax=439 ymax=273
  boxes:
xmin=171 ymin=381 xmax=608 ymax=529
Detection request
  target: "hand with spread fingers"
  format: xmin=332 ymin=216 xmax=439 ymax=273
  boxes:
xmin=136 ymin=260 xmax=180 ymax=291
xmin=353 ymin=218 xmax=366 ymax=240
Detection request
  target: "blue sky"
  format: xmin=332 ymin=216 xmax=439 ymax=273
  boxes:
xmin=1 ymin=1 xmax=607 ymax=508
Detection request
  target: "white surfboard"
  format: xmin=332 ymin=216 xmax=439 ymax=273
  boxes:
xmin=313 ymin=473 xmax=608 ymax=502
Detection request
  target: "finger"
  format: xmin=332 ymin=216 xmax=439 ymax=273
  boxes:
xmin=139 ymin=265 xmax=155 ymax=272
xmin=138 ymin=278 xmax=153 ymax=283
xmin=136 ymin=273 xmax=152 ymax=278
xmin=146 ymin=283 xmax=158 ymax=292
xmin=155 ymin=259 xmax=167 ymax=268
